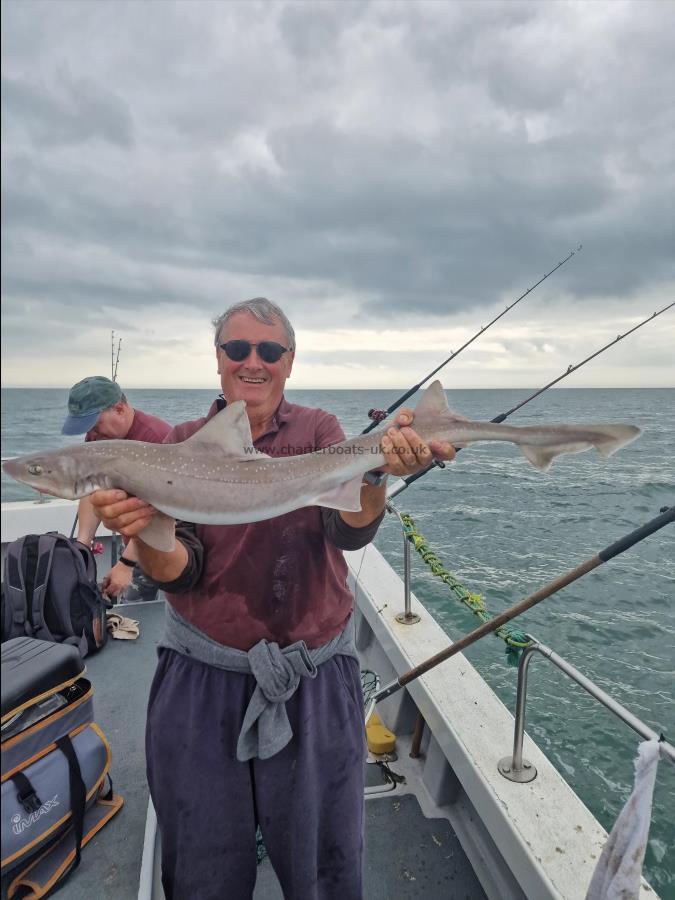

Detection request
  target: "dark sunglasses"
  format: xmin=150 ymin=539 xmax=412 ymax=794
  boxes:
xmin=219 ymin=340 xmax=290 ymax=364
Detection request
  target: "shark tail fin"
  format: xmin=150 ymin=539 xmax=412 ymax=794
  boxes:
xmin=138 ymin=511 xmax=177 ymax=552
xmin=591 ymin=425 xmax=642 ymax=458
xmin=519 ymin=424 xmax=641 ymax=471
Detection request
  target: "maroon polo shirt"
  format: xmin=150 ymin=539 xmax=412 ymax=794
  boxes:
xmin=160 ymin=396 xmax=383 ymax=651
xmin=85 ymin=408 xmax=171 ymax=444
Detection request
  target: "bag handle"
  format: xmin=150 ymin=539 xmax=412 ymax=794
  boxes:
xmin=55 ymin=735 xmax=86 ymax=870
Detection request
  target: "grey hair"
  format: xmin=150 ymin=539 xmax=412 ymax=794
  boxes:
xmin=212 ymin=298 xmax=296 ymax=351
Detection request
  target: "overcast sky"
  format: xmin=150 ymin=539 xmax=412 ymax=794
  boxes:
xmin=2 ymin=0 xmax=674 ymax=390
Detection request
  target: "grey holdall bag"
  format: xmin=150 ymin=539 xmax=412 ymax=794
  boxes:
xmin=1 ymin=533 xmax=108 ymax=658
xmin=1 ymin=637 xmax=123 ymax=898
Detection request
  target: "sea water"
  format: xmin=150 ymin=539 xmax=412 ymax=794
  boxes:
xmin=2 ymin=386 xmax=674 ymax=896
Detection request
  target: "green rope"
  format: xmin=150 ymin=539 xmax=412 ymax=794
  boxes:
xmin=399 ymin=513 xmax=532 ymax=666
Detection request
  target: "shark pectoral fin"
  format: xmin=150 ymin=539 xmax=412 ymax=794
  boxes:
xmin=182 ymin=401 xmax=257 ymax=457
xmin=138 ymin=511 xmax=177 ymax=552
xmin=415 ymin=380 xmax=467 ymax=422
xmin=312 ymin=475 xmax=364 ymax=513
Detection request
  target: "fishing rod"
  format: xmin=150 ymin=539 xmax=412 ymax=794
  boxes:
xmin=361 ymin=245 xmax=583 ymax=434
xmin=112 ymin=332 xmax=122 ymax=383
xmin=490 ymin=301 xmax=674 ymax=425
xmin=396 ymin=300 xmax=675 ymax=493
xmin=373 ymin=506 xmax=674 ymax=704
xmin=70 ymin=330 xmax=122 ymax=543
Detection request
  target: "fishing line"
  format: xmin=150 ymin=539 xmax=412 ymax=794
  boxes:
xmin=396 ymin=301 xmax=674 ymax=494
xmin=373 ymin=507 xmax=674 ymax=704
xmin=361 ymin=245 xmax=583 ymax=434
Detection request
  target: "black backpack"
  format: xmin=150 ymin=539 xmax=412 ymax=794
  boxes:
xmin=1 ymin=534 xmax=108 ymax=657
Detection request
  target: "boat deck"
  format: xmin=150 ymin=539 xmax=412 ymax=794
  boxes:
xmin=2 ymin=600 xmax=484 ymax=899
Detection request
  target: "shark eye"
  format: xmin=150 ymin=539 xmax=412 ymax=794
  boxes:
xmin=28 ymin=464 xmax=43 ymax=476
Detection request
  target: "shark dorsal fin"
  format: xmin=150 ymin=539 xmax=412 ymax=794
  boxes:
xmin=182 ymin=402 xmax=261 ymax=457
xmin=415 ymin=380 xmax=467 ymax=422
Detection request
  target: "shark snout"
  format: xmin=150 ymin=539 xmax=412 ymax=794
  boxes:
xmin=2 ymin=455 xmax=64 ymax=496
xmin=2 ymin=458 xmax=21 ymax=478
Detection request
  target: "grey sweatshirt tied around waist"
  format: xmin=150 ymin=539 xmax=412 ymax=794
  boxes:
xmin=160 ymin=603 xmax=359 ymax=761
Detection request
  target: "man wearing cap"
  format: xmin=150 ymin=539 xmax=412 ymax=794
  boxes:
xmin=63 ymin=376 xmax=171 ymax=600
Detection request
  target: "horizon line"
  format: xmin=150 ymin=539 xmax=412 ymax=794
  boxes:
xmin=2 ymin=384 xmax=674 ymax=391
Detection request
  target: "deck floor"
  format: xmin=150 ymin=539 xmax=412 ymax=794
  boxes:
xmin=253 ymin=792 xmax=486 ymax=900
xmin=3 ymin=601 xmax=484 ymax=899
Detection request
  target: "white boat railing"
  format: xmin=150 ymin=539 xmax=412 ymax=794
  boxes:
xmin=381 ymin=497 xmax=675 ymax=785
xmin=498 ymin=636 xmax=675 ymax=783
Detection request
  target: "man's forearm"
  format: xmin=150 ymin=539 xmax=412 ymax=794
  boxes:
xmin=120 ymin=539 xmax=139 ymax=562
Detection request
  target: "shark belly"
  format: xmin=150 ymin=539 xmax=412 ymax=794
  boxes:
xmin=129 ymin=473 xmax=323 ymax=525
xmin=119 ymin=450 xmax=371 ymax=525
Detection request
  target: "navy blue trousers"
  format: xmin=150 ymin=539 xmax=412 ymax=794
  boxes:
xmin=146 ymin=648 xmax=366 ymax=900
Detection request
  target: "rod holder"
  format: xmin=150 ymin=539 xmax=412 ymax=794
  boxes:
xmin=498 ymin=646 xmax=537 ymax=783
xmin=395 ymin=529 xmax=420 ymax=625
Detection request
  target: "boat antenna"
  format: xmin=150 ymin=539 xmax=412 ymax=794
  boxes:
xmin=361 ymin=244 xmax=583 ymax=434
xmin=111 ymin=331 xmax=122 ymax=383
xmin=374 ymin=507 xmax=675 ymax=705
xmin=397 ymin=300 xmax=674 ymax=493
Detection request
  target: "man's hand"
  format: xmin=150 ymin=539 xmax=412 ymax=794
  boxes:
xmin=101 ymin=561 xmax=134 ymax=599
xmin=379 ymin=408 xmax=455 ymax=477
xmin=89 ymin=490 xmax=187 ymax=583
xmin=89 ymin=490 xmax=156 ymax=539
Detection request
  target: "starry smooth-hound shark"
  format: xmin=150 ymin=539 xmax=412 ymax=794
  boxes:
xmin=3 ymin=381 xmax=641 ymax=551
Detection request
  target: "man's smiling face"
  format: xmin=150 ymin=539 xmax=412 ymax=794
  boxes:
xmin=216 ymin=311 xmax=294 ymax=416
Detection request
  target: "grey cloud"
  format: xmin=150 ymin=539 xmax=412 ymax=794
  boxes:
xmin=2 ymin=71 xmax=134 ymax=148
xmin=278 ymin=0 xmax=368 ymax=59
xmin=1 ymin=0 xmax=674 ymax=377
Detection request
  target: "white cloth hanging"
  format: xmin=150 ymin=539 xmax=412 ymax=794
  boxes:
xmin=586 ymin=738 xmax=660 ymax=900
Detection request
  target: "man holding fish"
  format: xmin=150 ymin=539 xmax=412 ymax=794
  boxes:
xmin=90 ymin=298 xmax=456 ymax=899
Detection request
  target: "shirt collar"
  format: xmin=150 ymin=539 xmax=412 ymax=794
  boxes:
xmin=274 ymin=396 xmax=293 ymax=425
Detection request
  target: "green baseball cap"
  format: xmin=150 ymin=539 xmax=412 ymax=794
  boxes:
xmin=62 ymin=376 xmax=123 ymax=435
